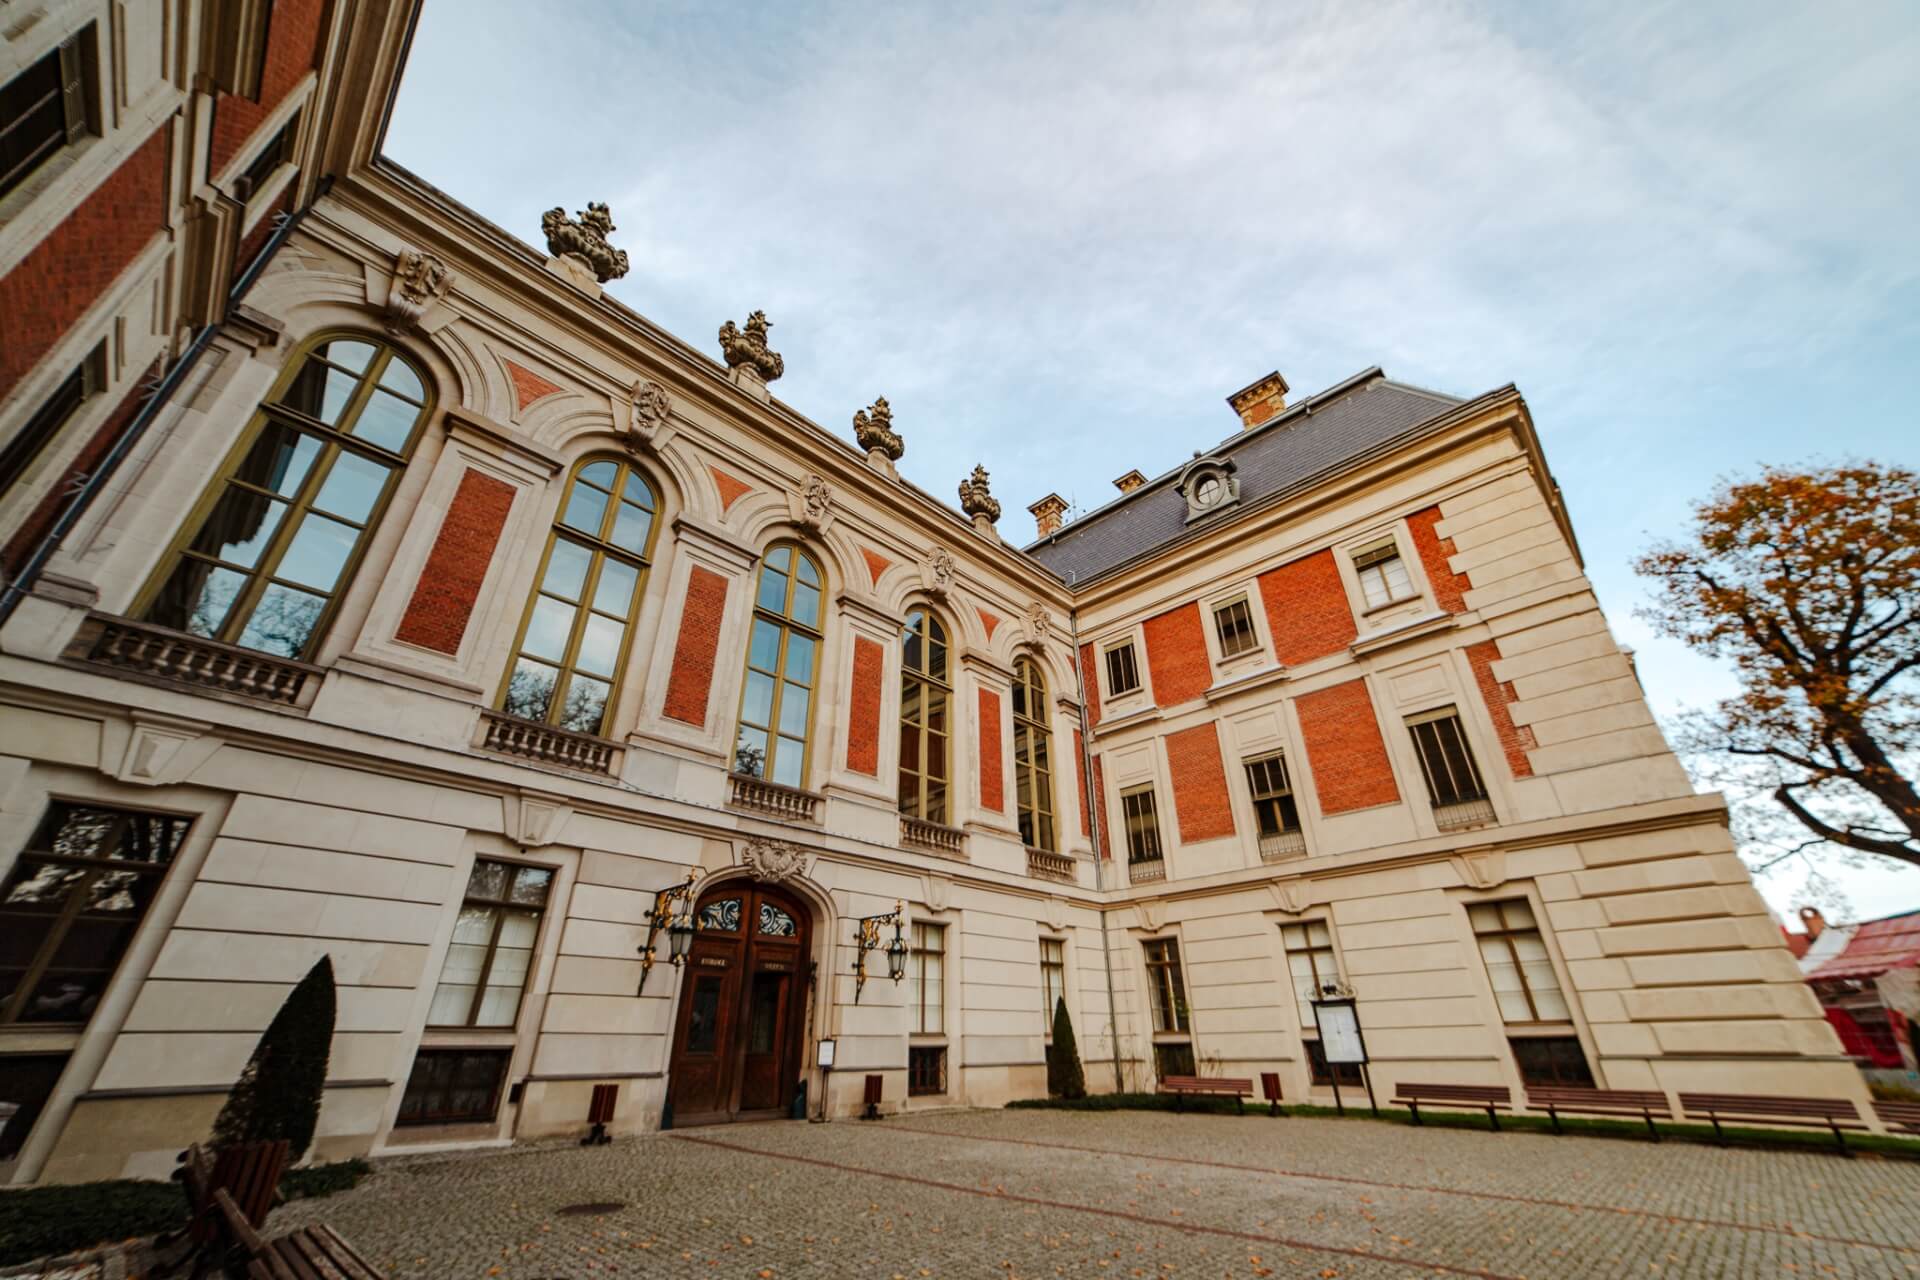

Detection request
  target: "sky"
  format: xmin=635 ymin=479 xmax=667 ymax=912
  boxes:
xmin=385 ymin=0 xmax=1920 ymax=923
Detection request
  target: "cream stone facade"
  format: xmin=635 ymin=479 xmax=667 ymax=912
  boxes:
xmin=0 ymin=0 xmax=1869 ymax=1187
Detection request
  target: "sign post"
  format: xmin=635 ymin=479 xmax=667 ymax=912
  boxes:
xmin=813 ymin=1037 xmax=836 ymax=1124
xmin=1310 ymin=993 xmax=1378 ymax=1117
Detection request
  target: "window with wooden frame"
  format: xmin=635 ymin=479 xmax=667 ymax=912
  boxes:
xmin=1278 ymin=920 xmax=1360 ymax=1085
xmin=0 ymin=341 xmax=103 ymax=504
xmin=396 ymin=1047 xmax=510 ymax=1126
xmin=897 ymin=608 xmax=951 ymax=823
xmin=426 ymin=859 xmax=554 ymax=1028
xmin=732 ymin=544 xmax=824 ymax=788
xmin=1104 ymin=641 xmax=1141 ymax=697
xmin=1352 ymin=538 xmax=1414 ymax=609
xmin=1143 ymin=937 xmax=1190 ymax=1034
xmin=1406 ymin=708 xmax=1489 ymax=808
xmin=1039 ymin=936 xmax=1066 ymax=1031
xmin=908 ymin=1044 xmax=946 ymax=1096
xmin=236 ymin=113 xmax=296 ymax=202
xmin=1211 ymin=596 xmax=1259 ymax=659
xmin=1011 ymin=656 xmax=1056 ymax=851
xmin=0 ymin=24 xmax=97 ymax=201
xmin=1244 ymin=753 xmax=1303 ymax=855
xmin=0 ymin=802 xmax=192 ymax=1027
xmin=141 ymin=335 xmax=432 ymax=660
xmin=499 ymin=457 xmax=657 ymax=736
xmin=909 ymin=921 xmax=946 ymax=1036
xmin=1120 ymin=786 xmax=1163 ymax=864
xmin=1468 ymin=900 xmax=1570 ymax=1024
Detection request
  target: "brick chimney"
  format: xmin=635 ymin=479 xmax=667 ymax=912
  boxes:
xmin=1029 ymin=492 xmax=1069 ymax=538
xmin=1227 ymin=371 xmax=1289 ymax=429
xmin=1112 ymin=469 xmax=1147 ymax=494
xmin=1798 ymin=906 xmax=1826 ymax=940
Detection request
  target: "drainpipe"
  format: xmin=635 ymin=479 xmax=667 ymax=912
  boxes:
xmin=0 ymin=177 xmax=334 ymax=628
xmin=1068 ymin=594 xmax=1126 ymax=1095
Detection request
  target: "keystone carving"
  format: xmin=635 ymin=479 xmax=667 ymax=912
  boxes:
xmin=718 ymin=310 xmax=784 ymax=382
xmin=957 ymin=464 xmax=1001 ymax=524
xmin=541 ymin=201 xmax=629 ymax=283
xmin=385 ymin=249 xmax=451 ymax=334
xmin=625 ymin=378 xmax=673 ymax=451
xmin=923 ymin=546 xmax=956 ymax=598
xmin=801 ymin=473 xmax=832 ymax=529
xmin=742 ymin=837 xmax=808 ymax=884
xmin=852 ymin=396 xmax=904 ymax=461
xmin=1026 ymin=602 xmax=1053 ymax=642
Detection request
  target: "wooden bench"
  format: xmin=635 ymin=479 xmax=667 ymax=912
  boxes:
xmin=1875 ymin=1100 xmax=1920 ymax=1136
xmin=1677 ymin=1092 xmax=1867 ymax=1150
xmin=214 ymin=1186 xmax=388 ymax=1279
xmin=164 ymin=1139 xmax=289 ymax=1275
xmin=1525 ymin=1086 xmax=1673 ymax=1140
xmin=1390 ymin=1082 xmax=1511 ymax=1130
xmin=1158 ymin=1075 xmax=1253 ymax=1113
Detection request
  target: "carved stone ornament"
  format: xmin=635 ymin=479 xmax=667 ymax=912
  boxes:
xmin=957 ymin=464 xmax=1001 ymax=523
xmin=742 ymin=837 xmax=808 ymax=883
xmin=800 ymin=473 xmax=832 ymax=530
xmin=1026 ymin=602 xmax=1053 ymax=643
xmin=924 ymin=546 xmax=956 ymax=598
xmin=852 ymin=396 xmax=904 ymax=461
xmin=1269 ymin=878 xmax=1312 ymax=915
xmin=386 ymin=249 xmax=452 ymax=334
xmin=625 ymin=378 xmax=673 ymax=451
xmin=540 ymin=201 xmax=630 ymax=283
xmin=718 ymin=310 xmax=784 ymax=382
xmin=1450 ymin=849 xmax=1507 ymax=891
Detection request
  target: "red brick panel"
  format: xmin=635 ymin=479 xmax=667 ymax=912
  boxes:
xmin=1073 ymin=727 xmax=1090 ymax=836
xmin=977 ymin=607 xmax=1000 ymax=640
xmin=1143 ymin=602 xmax=1210 ymax=707
xmin=1164 ymin=723 xmax=1236 ymax=843
xmin=505 ymin=360 xmax=563 ymax=413
xmin=709 ymin=465 xmax=753 ymax=513
xmin=393 ymin=469 xmax=515 ymax=654
xmin=0 ymin=127 xmax=169 ymax=403
xmin=1407 ymin=505 xmax=1470 ymax=614
xmin=846 ymin=635 xmax=884 ymax=775
xmin=1079 ymin=642 xmax=1101 ymax=727
xmin=208 ymin=0 xmax=329 ymax=176
xmin=1466 ymin=640 xmax=1536 ymax=777
xmin=1296 ymin=678 xmax=1401 ymax=814
xmin=1091 ymin=754 xmax=1110 ymax=858
xmin=978 ymin=687 xmax=1004 ymax=812
xmin=1256 ymin=550 xmax=1357 ymax=665
xmin=662 ymin=566 xmax=729 ymax=726
xmin=860 ymin=547 xmax=891 ymax=587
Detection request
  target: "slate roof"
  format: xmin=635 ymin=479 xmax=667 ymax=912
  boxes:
xmin=1022 ymin=369 xmax=1466 ymax=584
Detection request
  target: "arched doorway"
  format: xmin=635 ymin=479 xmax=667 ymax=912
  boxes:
xmin=667 ymin=880 xmax=813 ymax=1126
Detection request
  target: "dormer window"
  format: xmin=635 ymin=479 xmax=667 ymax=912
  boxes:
xmin=1177 ymin=455 xmax=1239 ymax=524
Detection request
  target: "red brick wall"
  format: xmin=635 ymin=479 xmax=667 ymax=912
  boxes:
xmin=978 ymin=687 xmax=1004 ymax=812
xmin=0 ymin=127 xmax=169 ymax=404
xmin=662 ymin=566 xmax=729 ymax=726
xmin=1297 ymin=678 xmax=1401 ymax=814
xmin=977 ymin=607 xmax=1000 ymax=640
xmin=1407 ymin=505 xmax=1470 ymax=614
xmin=1164 ymin=723 xmax=1236 ymax=843
xmin=1073 ymin=727 xmax=1090 ymax=836
xmin=208 ymin=0 xmax=330 ymax=177
xmin=709 ymin=465 xmax=752 ymax=513
xmin=506 ymin=361 xmax=562 ymax=413
xmin=1143 ymin=602 xmax=1210 ymax=707
xmin=1256 ymin=550 xmax=1357 ymax=665
xmin=846 ymin=635 xmax=883 ymax=775
xmin=860 ymin=547 xmax=890 ymax=587
xmin=1091 ymin=754 xmax=1110 ymax=858
xmin=1079 ymin=642 xmax=1101 ymax=727
xmin=1466 ymin=640 xmax=1536 ymax=777
xmin=393 ymin=469 xmax=515 ymax=654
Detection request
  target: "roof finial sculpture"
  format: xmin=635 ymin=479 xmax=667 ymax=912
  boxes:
xmin=540 ymin=202 xmax=629 ymax=283
xmin=719 ymin=310 xmax=784 ymax=384
xmin=958 ymin=464 xmax=1001 ymax=530
xmin=853 ymin=396 xmax=903 ymax=463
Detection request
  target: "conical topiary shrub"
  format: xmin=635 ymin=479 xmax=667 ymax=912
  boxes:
xmin=1046 ymin=997 xmax=1087 ymax=1099
xmin=212 ymin=955 xmax=336 ymax=1161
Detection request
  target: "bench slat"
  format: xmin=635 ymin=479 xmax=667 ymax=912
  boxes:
xmin=312 ymin=1225 xmax=387 ymax=1280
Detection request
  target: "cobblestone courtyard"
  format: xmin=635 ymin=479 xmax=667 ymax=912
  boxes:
xmin=272 ymin=1109 xmax=1920 ymax=1278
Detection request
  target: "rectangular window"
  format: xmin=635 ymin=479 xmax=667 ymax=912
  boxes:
xmin=1304 ymin=1038 xmax=1363 ymax=1087
xmin=1104 ymin=642 xmax=1140 ymax=696
xmin=1353 ymin=540 xmax=1414 ymax=609
xmin=1508 ymin=1035 xmax=1595 ymax=1088
xmin=908 ymin=1044 xmax=946 ymax=1096
xmin=395 ymin=1048 xmax=509 ymax=1126
xmin=1244 ymin=753 xmax=1303 ymax=857
xmin=1 ymin=802 xmax=191 ymax=1026
xmin=909 ymin=921 xmax=945 ymax=1035
xmin=0 ymin=342 xmax=102 ymax=503
xmin=1469 ymin=900 xmax=1570 ymax=1023
xmin=0 ymin=1053 xmax=69 ymax=1160
xmin=1120 ymin=787 xmax=1162 ymax=864
xmin=1039 ymin=937 xmax=1065 ymax=1030
xmin=427 ymin=860 xmax=554 ymax=1028
xmin=1279 ymin=921 xmax=1338 ymax=1030
xmin=1407 ymin=709 xmax=1489 ymax=809
xmin=236 ymin=114 xmax=296 ymax=201
xmin=1153 ymin=1041 xmax=1196 ymax=1079
xmin=0 ymin=25 xmax=96 ymax=200
xmin=1211 ymin=597 xmax=1259 ymax=659
xmin=1143 ymin=938 xmax=1189 ymax=1033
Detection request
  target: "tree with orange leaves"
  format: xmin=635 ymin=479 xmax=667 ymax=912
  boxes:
xmin=1637 ymin=462 xmax=1919 ymax=870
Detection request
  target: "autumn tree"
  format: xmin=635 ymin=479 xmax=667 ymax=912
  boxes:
xmin=1636 ymin=462 xmax=1919 ymax=870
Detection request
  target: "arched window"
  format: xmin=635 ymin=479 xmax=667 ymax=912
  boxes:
xmin=1012 ymin=655 xmax=1056 ymax=851
xmin=500 ymin=456 xmax=658 ymax=736
xmin=898 ymin=607 xmax=950 ymax=824
xmin=140 ymin=334 xmax=431 ymax=658
xmin=732 ymin=543 xmax=823 ymax=788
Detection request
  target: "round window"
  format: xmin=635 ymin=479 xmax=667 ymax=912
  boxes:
xmin=1194 ymin=475 xmax=1221 ymax=506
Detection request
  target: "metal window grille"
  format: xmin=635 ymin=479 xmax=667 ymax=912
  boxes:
xmin=908 ymin=1045 xmax=946 ymax=1096
xmin=396 ymin=1048 xmax=509 ymax=1126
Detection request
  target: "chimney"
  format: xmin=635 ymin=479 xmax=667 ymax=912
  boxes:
xmin=1112 ymin=469 xmax=1147 ymax=494
xmin=1227 ymin=371 xmax=1290 ymax=430
xmin=1028 ymin=492 xmax=1069 ymax=538
xmin=1799 ymin=906 xmax=1826 ymax=939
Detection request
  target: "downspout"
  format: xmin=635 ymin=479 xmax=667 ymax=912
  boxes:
xmin=0 ymin=176 xmax=335 ymax=628
xmin=1068 ymin=590 xmax=1126 ymax=1094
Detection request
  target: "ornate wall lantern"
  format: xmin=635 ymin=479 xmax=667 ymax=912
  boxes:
xmin=854 ymin=900 xmax=907 ymax=1003
xmin=637 ymin=868 xmax=700 ymax=993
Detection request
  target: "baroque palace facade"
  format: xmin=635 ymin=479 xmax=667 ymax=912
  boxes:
xmin=0 ymin=0 xmax=1869 ymax=1183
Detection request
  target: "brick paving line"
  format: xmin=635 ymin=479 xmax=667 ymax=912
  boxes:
xmin=879 ymin=1118 xmax=1920 ymax=1258
xmin=668 ymin=1131 xmax=1526 ymax=1280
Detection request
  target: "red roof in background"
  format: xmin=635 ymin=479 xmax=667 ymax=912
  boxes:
xmin=1810 ymin=910 xmax=1920 ymax=981
xmin=1782 ymin=926 xmax=1810 ymax=959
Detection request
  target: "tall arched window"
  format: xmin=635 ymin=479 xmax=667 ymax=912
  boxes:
xmin=899 ymin=607 xmax=950 ymax=824
xmin=1012 ymin=655 xmax=1056 ymax=851
xmin=733 ymin=543 xmax=823 ymax=788
xmin=140 ymin=334 xmax=431 ymax=658
xmin=500 ymin=457 xmax=658 ymax=736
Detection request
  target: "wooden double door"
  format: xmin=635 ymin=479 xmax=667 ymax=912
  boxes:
xmin=667 ymin=882 xmax=812 ymax=1126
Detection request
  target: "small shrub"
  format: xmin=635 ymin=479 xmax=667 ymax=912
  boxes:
xmin=212 ymin=956 xmax=336 ymax=1161
xmin=0 ymin=1179 xmax=184 ymax=1267
xmin=1046 ymin=999 xmax=1087 ymax=1100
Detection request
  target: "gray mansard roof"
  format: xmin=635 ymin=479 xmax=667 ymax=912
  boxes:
xmin=1022 ymin=368 xmax=1465 ymax=584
